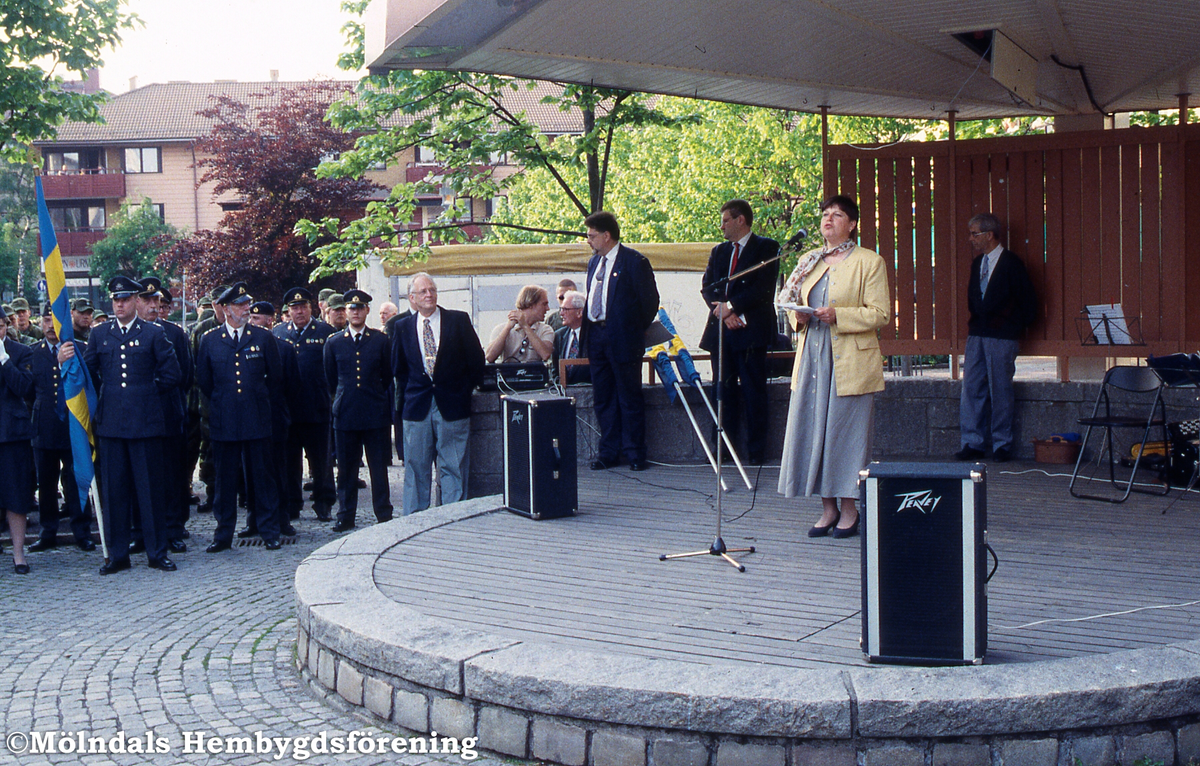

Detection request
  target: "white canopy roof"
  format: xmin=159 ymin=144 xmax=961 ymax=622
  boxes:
xmin=365 ymin=0 xmax=1200 ymax=119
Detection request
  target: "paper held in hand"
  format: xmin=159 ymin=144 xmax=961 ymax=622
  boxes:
xmin=777 ymin=302 xmax=816 ymax=315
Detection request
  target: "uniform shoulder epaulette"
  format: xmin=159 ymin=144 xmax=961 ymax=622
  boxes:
xmin=200 ymin=325 xmax=222 ymax=339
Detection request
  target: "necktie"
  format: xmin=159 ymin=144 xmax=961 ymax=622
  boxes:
xmin=590 ymin=257 xmax=607 ymax=321
xmin=121 ymin=325 xmax=128 ymax=338
xmin=423 ymin=318 xmax=436 ymax=377
xmin=354 ymin=332 xmax=362 ymax=346
xmin=979 ymin=256 xmax=991 ymax=294
xmin=568 ymin=331 xmax=578 ymax=359
xmin=729 ymin=242 xmax=742 ymax=276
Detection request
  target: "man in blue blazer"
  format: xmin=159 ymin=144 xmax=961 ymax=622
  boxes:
xmin=196 ymin=283 xmax=284 ymax=552
xmin=582 ymin=211 xmax=659 ymax=471
xmin=28 ymin=307 xmax=95 ymax=553
xmin=273 ymin=287 xmax=337 ymax=520
xmin=392 ymin=273 xmax=485 ymax=514
xmin=77 ymin=275 xmax=183 ymax=574
xmin=324 ymin=289 xmax=394 ymax=531
xmin=700 ymin=200 xmax=780 ymax=465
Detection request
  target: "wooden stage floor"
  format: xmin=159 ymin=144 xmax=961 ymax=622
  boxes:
xmin=375 ymin=461 xmax=1200 ymax=670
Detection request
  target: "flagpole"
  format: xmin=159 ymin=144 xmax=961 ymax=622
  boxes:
xmin=90 ymin=477 xmax=108 ymax=561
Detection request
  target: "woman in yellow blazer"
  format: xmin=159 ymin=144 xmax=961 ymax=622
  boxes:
xmin=777 ymin=195 xmax=890 ymax=538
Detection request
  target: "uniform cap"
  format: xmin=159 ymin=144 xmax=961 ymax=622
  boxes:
xmin=325 ymin=293 xmax=346 ymax=310
xmin=343 ymin=289 xmax=372 ymax=307
xmin=108 ymin=275 xmax=143 ymax=299
xmin=249 ymin=301 xmax=275 ymax=316
xmin=71 ymin=298 xmax=94 ymax=313
xmin=216 ymin=282 xmax=252 ymax=306
xmin=284 ymin=287 xmax=313 ymax=305
xmin=318 ymin=288 xmax=336 ymax=303
xmin=137 ymin=276 xmax=162 ymax=297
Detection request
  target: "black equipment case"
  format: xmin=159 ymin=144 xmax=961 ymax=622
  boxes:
xmin=502 ymin=393 xmax=577 ymax=519
xmin=860 ymin=462 xmax=989 ymax=665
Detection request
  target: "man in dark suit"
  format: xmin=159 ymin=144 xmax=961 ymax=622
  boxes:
xmin=382 ymin=301 xmax=411 ymax=462
xmin=273 ymin=287 xmax=337 ymax=520
xmin=956 ymin=212 xmax=1037 ymax=463
xmin=325 ymin=289 xmax=394 ymax=531
xmin=28 ymin=305 xmax=95 ymax=553
xmin=241 ymin=301 xmax=299 ymax=539
xmin=134 ymin=278 xmax=193 ymax=554
xmin=392 ymin=273 xmax=485 ymax=514
xmin=582 ymin=211 xmax=659 ymax=471
xmin=77 ymin=275 xmax=183 ymax=574
xmin=196 ymin=283 xmax=284 ymax=552
xmin=551 ymin=289 xmax=590 ymax=386
xmin=700 ymin=199 xmax=780 ymax=465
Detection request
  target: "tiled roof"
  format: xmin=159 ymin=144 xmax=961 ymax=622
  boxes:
xmin=39 ymin=79 xmax=587 ymax=146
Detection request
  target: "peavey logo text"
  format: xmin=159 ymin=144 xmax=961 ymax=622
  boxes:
xmin=894 ymin=489 xmax=942 ymax=514
xmin=510 ymin=410 xmax=525 ymax=425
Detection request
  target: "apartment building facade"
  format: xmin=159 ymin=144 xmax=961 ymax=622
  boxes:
xmin=33 ymin=79 xmax=582 ymax=303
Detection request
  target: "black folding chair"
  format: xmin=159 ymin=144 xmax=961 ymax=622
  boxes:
xmin=1069 ymin=365 xmax=1170 ymax=502
xmin=1148 ymin=353 xmax=1200 ymax=493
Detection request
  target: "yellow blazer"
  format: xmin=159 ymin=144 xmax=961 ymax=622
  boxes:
xmin=788 ymin=245 xmax=890 ymax=396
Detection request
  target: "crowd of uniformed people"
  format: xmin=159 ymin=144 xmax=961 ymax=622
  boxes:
xmin=0 ymin=276 xmax=407 ymax=576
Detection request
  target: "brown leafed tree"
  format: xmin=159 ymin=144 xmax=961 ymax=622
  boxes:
xmin=159 ymin=82 xmax=383 ymax=302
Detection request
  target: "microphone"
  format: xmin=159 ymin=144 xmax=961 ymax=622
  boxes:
xmin=785 ymin=229 xmax=808 ymax=250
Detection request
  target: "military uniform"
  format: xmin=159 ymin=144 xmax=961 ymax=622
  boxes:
xmin=0 ymin=332 xmax=35 ymax=519
xmin=82 ymin=277 xmax=183 ymax=573
xmin=196 ymin=285 xmax=284 ymax=549
xmin=273 ymin=290 xmax=337 ymax=519
xmin=158 ymin=315 xmax=194 ymax=547
xmin=323 ymin=291 xmax=394 ymax=530
xmin=29 ymin=337 xmax=94 ymax=549
xmin=188 ymin=289 xmax=228 ymax=510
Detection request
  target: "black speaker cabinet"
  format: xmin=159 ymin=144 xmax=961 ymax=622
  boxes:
xmin=503 ymin=393 xmax=577 ymax=519
xmin=860 ymin=462 xmax=988 ymax=665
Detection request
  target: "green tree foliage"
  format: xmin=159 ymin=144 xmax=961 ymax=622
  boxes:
xmin=491 ymin=99 xmax=824 ymax=251
xmin=0 ymin=0 xmax=138 ymax=156
xmin=0 ymin=154 xmax=38 ymax=301
xmin=88 ymin=198 xmax=179 ymax=285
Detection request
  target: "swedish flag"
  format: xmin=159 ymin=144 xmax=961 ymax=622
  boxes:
xmin=36 ymin=176 xmax=99 ymax=518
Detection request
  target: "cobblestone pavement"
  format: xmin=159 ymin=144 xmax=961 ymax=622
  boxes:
xmin=0 ymin=466 xmax=516 ymax=766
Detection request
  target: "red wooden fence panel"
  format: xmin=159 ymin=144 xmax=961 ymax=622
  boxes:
xmin=826 ymin=123 xmax=1198 ymax=356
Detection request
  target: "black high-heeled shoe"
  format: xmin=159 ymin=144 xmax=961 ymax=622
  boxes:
xmin=831 ymin=516 xmax=860 ymax=539
xmin=808 ymin=513 xmax=840 ymax=538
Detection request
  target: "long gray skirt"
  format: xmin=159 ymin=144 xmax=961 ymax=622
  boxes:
xmin=777 ymin=277 xmax=874 ymax=499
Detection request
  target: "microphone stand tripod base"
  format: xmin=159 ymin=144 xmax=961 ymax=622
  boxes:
xmin=659 ymin=536 xmax=756 ymax=572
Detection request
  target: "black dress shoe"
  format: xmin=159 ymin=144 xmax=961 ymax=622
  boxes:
xmin=205 ymin=540 xmax=232 ymax=554
xmin=14 ymin=563 xmax=30 ymax=574
xmin=954 ymin=446 xmax=985 ymax=461
xmin=331 ymin=521 xmax=356 ymax=533
xmin=28 ymin=539 xmax=57 ymax=552
xmin=167 ymin=539 xmax=188 ymax=554
xmin=808 ymin=515 xmax=840 ymax=538
xmin=303 ymin=481 xmax=314 ymax=491
xmin=263 ymin=539 xmax=282 ymax=551
xmin=148 ymin=557 xmax=177 ymax=571
xmin=280 ymin=524 xmax=298 ymax=537
xmin=590 ymin=458 xmax=617 ymax=470
xmin=313 ymin=502 xmax=332 ymax=522
xmin=77 ymin=539 xmax=97 ymax=552
xmin=99 ymin=557 xmax=132 ymax=575
xmin=236 ymin=527 xmax=258 ymax=539
xmin=992 ymin=447 xmax=1011 ymax=463
xmin=181 ymin=530 xmax=191 ymax=540
xmin=831 ymin=517 xmax=860 ymax=539
xmin=356 ymin=477 xmax=367 ymax=489
xmin=196 ymin=501 xmax=212 ymax=513
xmin=629 ymin=459 xmax=648 ymax=472
xmin=128 ymin=540 xmax=146 ymax=555
xmin=188 ymin=494 xmax=200 ymax=505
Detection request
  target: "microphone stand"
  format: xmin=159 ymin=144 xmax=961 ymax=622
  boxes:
xmin=659 ymin=247 xmax=791 ymax=572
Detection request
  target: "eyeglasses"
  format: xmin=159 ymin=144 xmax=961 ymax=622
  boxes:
xmin=968 ymin=231 xmax=988 ymax=237
xmin=411 ymin=288 xmax=437 ymax=296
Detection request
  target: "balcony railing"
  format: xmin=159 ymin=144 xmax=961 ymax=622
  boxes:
xmin=41 ymin=230 xmax=107 ymax=256
xmin=40 ymin=171 xmax=125 ymax=200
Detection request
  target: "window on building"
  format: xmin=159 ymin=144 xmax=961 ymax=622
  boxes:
xmin=124 ymin=147 xmax=162 ymax=174
xmin=414 ymin=145 xmax=439 ymax=165
xmin=44 ymin=149 xmax=103 ymax=174
xmin=48 ymin=204 xmax=106 ymax=231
